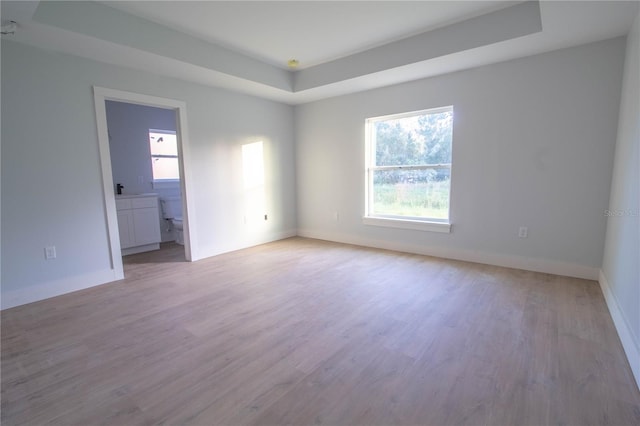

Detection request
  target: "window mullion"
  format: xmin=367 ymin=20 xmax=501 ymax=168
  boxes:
xmin=371 ymin=164 xmax=451 ymax=171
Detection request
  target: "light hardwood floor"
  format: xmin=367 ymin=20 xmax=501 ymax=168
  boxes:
xmin=2 ymin=237 xmax=639 ymax=425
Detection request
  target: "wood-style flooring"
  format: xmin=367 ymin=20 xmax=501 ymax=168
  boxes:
xmin=2 ymin=237 xmax=639 ymax=425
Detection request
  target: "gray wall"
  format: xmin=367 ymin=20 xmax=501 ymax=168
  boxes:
xmin=602 ymin=14 xmax=640 ymax=384
xmin=0 ymin=34 xmax=631 ymax=309
xmin=295 ymin=38 xmax=626 ymax=278
xmin=1 ymin=40 xmax=296 ymax=308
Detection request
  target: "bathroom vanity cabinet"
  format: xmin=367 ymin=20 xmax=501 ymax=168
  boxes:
xmin=115 ymin=194 xmax=161 ymax=255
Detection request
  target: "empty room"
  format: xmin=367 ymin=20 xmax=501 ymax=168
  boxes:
xmin=1 ymin=1 xmax=639 ymax=425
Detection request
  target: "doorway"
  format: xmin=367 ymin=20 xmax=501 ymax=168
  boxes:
xmin=93 ymin=87 xmax=198 ymax=280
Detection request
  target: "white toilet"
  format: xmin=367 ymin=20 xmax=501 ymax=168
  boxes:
xmin=160 ymin=196 xmax=184 ymax=245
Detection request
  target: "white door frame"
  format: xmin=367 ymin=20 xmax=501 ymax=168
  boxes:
xmin=93 ymin=86 xmax=198 ymax=279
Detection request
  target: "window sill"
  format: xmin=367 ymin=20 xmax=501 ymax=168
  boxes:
xmin=363 ymin=216 xmax=451 ymax=233
xmin=152 ymin=180 xmax=180 ymax=190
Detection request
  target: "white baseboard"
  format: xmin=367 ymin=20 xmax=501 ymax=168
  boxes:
xmin=1 ymin=229 xmax=298 ymax=310
xmin=1 ymin=268 xmax=119 ymax=310
xmin=599 ymin=270 xmax=640 ymax=391
xmin=0 ymin=228 xmax=599 ymax=311
xmin=196 ymin=229 xmax=298 ymax=261
xmin=296 ymin=229 xmax=599 ymax=280
xmin=297 ymin=230 xmax=638 ymax=390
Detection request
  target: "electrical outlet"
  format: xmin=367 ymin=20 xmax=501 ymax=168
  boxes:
xmin=518 ymin=226 xmax=528 ymax=238
xmin=44 ymin=246 xmax=56 ymax=260
xmin=333 ymin=211 xmax=339 ymax=222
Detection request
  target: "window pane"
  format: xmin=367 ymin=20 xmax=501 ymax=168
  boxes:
xmin=374 ymin=110 xmax=452 ymax=166
xmin=149 ymin=132 xmax=178 ymax=156
xmin=151 ymin=157 xmax=179 ymax=180
xmin=372 ymin=168 xmax=450 ymax=219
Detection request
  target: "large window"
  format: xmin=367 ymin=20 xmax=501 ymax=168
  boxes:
xmin=365 ymin=106 xmax=453 ymax=232
xmin=149 ymin=129 xmax=179 ymax=182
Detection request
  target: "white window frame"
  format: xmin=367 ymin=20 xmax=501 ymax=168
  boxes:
xmin=364 ymin=106 xmax=453 ymax=233
xmin=149 ymin=129 xmax=179 ymax=189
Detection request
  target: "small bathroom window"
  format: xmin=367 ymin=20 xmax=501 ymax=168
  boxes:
xmin=149 ymin=129 xmax=179 ymax=185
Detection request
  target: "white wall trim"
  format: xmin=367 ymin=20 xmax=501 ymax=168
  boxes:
xmin=363 ymin=216 xmax=451 ymax=233
xmin=93 ymin=89 xmax=125 ymax=280
xmin=599 ymin=270 xmax=640 ymax=391
xmin=297 ymin=229 xmax=599 ymax=280
xmin=92 ymin=86 xmax=200 ymax=274
xmin=1 ymin=229 xmax=297 ymax=310
xmin=1 ymin=269 xmax=118 ymax=310
xmin=197 ymin=229 xmax=297 ymax=260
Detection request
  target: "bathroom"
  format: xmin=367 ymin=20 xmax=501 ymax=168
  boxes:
xmin=106 ymin=100 xmax=184 ymax=257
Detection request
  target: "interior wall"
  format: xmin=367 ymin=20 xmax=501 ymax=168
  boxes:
xmin=601 ymin=13 xmax=640 ymax=388
xmin=295 ymin=37 xmax=626 ymax=278
xmin=1 ymin=40 xmax=296 ymax=309
xmin=106 ymin=100 xmax=176 ymax=195
xmin=105 ymin=101 xmax=178 ymax=242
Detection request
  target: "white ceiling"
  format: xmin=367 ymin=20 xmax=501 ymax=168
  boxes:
xmin=1 ymin=1 xmax=638 ymax=105
xmin=103 ymin=1 xmax=514 ymax=69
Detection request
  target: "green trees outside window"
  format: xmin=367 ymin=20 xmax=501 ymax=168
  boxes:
xmin=366 ymin=107 xmax=453 ymax=221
